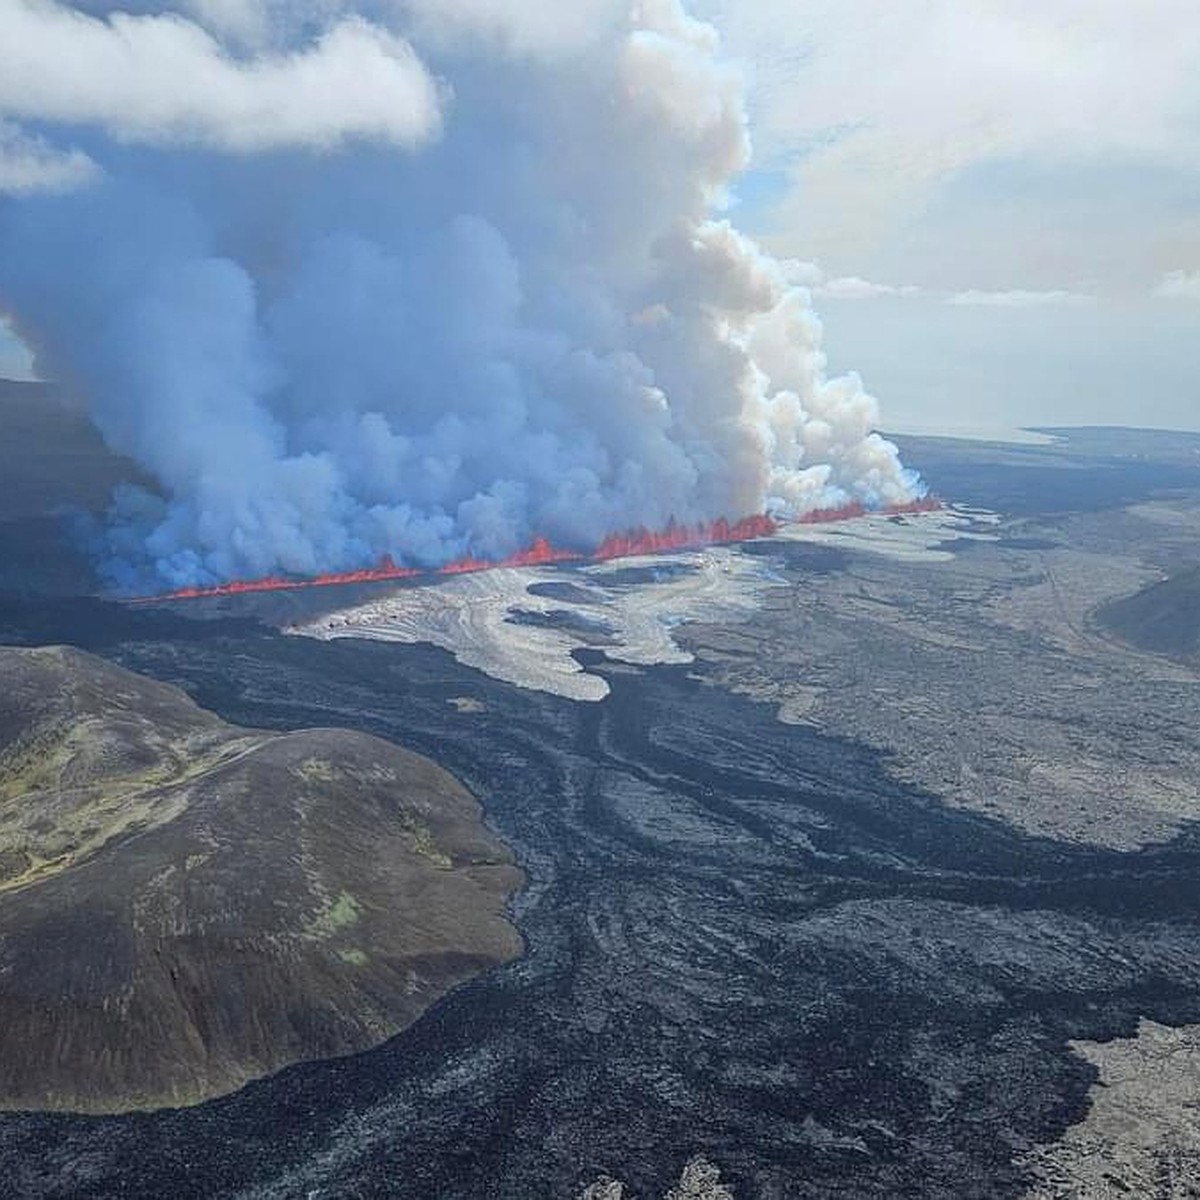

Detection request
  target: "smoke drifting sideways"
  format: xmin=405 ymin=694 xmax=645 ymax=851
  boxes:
xmin=0 ymin=0 xmax=924 ymax=593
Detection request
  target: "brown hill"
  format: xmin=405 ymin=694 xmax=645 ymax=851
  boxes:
xmin=0 ymin=645 xmax=522 ymax=1113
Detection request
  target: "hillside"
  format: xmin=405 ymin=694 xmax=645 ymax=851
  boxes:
xmin=1097 ymin=567 xmax=1200 ymax=662
xmin=0 ymin=645 xmax=522 ymax=1113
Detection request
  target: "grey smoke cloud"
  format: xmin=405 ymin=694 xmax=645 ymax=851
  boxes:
xmin=0 ymin=0 xmax=921 ymax=591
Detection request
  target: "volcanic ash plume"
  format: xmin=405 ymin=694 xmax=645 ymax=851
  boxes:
xmin=0 ymin=0 xmax=923 ymax=591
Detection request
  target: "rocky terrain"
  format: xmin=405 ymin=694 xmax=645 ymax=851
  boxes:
xmin=0 ymin=644 xmax=521 ymax=1112
xmin=1 ymin=600 xmax=1200 ymax=1195
xmin=0 ymin=418 xmax=1199 ymax=1193
xmin=682 ymin=497 xmax=1200 ymax=851
xmin=582 ymin=1155 xmax=735 ymax=1198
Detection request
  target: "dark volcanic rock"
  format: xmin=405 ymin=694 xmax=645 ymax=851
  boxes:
xmin=1098 ymin=566 xmax=1200 ymax=662
xmin=0 ymin=645 xmax=521 ymax=1113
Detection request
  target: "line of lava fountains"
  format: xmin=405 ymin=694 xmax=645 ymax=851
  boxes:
xmin=125 ymin=499 xmax=942 ymax=604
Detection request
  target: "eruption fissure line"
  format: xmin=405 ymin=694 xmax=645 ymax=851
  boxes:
xmin=126 ymin=499 xmax=941 ymax=604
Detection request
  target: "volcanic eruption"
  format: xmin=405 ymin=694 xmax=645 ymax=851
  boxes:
xmin=134 ymin=502 xmax=942 ymax=604
xmin=0 ymin=0 xmax=925 ymax=594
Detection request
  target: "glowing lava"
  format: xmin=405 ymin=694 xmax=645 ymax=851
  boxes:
xmin=127 ymin=499 xmax=940 ymax=604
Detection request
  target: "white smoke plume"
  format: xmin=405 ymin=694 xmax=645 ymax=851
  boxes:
xmin=0 ymin=0 xmax=923 ymax=591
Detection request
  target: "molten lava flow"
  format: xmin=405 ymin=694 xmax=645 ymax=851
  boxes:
xmin=438 ymin=536 xmax=586 ymax=576
xmin=135 ymin=555 xmax=425 ymax=603
xmin=589 ymin=513 xmax=779 ymax=560
xmin=127 ymin=500 xmax=941 ymax=604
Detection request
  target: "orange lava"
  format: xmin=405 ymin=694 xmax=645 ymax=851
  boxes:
xmin=127 ymin=498 xmax=940 ymax=604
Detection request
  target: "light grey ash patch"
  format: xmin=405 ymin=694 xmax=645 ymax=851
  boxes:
xmin=1023 ymin=1020 xmax=1200 ymax=1199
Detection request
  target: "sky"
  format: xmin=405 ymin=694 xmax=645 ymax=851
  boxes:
xmin=696 ymin=0 xmax=1200 ymax=433
xmin=1 ymin=0 xmax=1198 ymax=436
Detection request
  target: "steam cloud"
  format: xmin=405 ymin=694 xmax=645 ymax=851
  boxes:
xmin=0 ymin=0 xmax=923 ymax=591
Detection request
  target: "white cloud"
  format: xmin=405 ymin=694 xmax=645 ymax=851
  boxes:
xmin=817 ymin=276 xmax=921 ymax=300
xmin=0 ymin=1 xmax=441 ymax=152
xmin=777 ymin=261 xmax=920 ymax=299
xmin=789 ymin=277 xmax=1094 ymax=306
xmin=699 ymin=0 xmax=1200 ymax=289
xmin=782 ymin=265 xmax=1097 ymax=306
xmin=1154 ymin=270 xmax=1200 ymax=301
xmin=947 ymin=289 xmax=1097 ymax=308
xmin=778 ymin=258 xmax=825 ymax=287
xmin=0 ymin=121 xmax=97 ymax=194
xmin=178 ymin=0 xmax=272 ymax=44
xmin=404 ymin=0 xmax=628 ymax=58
